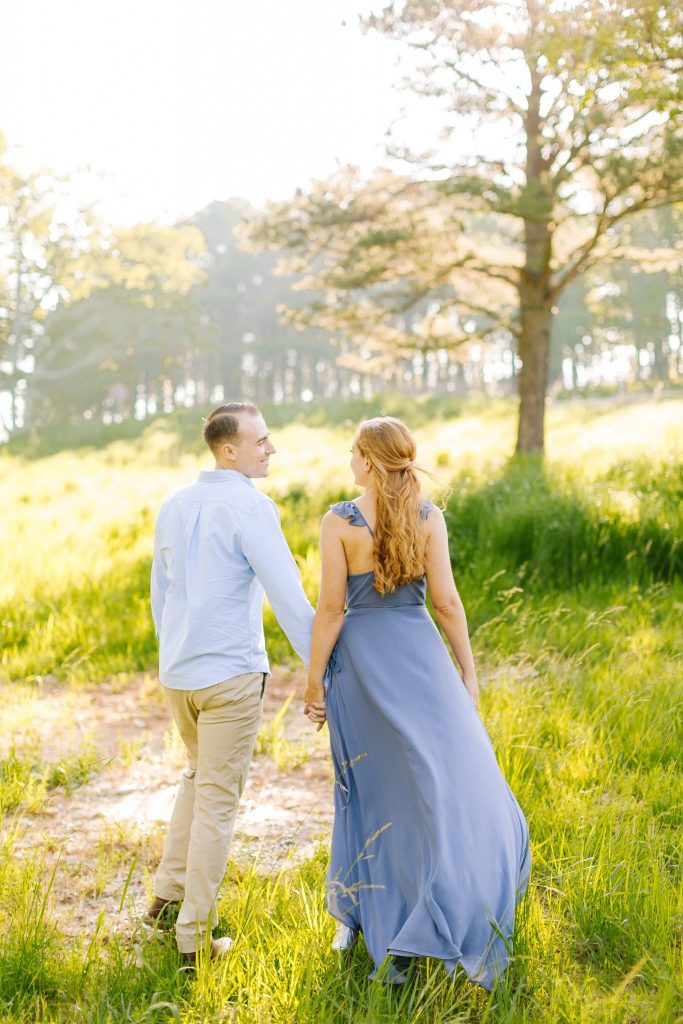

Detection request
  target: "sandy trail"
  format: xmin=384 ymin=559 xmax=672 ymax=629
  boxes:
xmin=4 ymin=669 xmax=334 ymax=938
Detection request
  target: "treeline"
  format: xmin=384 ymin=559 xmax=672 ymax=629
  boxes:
xmin=0 ymin=145 xmax=681 ymax=437
xmin=552 ymin=207 xmax=683 ymax=391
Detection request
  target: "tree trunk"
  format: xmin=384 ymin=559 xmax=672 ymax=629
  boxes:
xmin=671 ymin=290 xmax=683 ymax=376
xmin=652 ymin=332 xmax=670 ymax=382
xmin=9 ymin=243 xmax=24 ymax=433
xmin=221 ymin=332 xmax=241 ymax=400
xmin=516 ymin=292 xmax=552 ymax=452
xmin=516 ymin=58 xmax=553 ymax=454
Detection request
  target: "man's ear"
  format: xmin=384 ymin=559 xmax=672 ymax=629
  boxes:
xmin=221 ymin=441 xmax=237 ymax=462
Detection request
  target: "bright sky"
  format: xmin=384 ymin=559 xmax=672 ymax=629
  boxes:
xmin=2 ymin=0 xmax=420 ymax=224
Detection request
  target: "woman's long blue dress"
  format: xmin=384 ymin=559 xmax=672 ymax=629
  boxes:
xmin=324 ymin=500 xmax=531 ymax=989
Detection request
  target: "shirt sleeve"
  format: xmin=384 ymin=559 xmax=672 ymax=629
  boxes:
xmin=150 ymin=502 xmax=171 ymax=639
xmin=240 ymin=497 xmax=315 ymax=666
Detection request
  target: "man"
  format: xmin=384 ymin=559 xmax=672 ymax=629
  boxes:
xmin=145 ymin=402 xmax=315 ymax=962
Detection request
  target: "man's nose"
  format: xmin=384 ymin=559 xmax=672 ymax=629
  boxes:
xmin=267 ymin=441 xmax=276 ymax=454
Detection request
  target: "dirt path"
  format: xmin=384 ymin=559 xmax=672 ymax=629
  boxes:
xmin=5 ymin=669 xmax=334 ymax=938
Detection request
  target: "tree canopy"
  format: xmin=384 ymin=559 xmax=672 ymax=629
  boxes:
xmin=245 ymin=0 xmax=683 ymax=451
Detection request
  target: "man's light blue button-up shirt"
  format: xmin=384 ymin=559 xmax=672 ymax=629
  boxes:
xmin=151 ymin=469 xmax=314 ymax=690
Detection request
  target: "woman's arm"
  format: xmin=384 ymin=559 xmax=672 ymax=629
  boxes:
xmin=304 ymin=511 xmax=348 ymax=728
xmin=424 ymin=507 xmax=480 ymax=707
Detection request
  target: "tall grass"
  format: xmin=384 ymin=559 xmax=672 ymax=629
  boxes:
xmin=445 ymin=454 xmax=682 ymax=590
xmin=1 ymin=448 xmax=679 ymax=686
xmin=1 ymin=396 xmax=682 ymax=1022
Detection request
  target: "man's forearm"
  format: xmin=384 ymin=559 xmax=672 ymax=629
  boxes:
xmin=242 ymin=501 xmax=314 ymax=665
xmin=268 ymin=580 xmax=314 ymax=666
xmin=150 ymin=559 xmax=167 ymax=640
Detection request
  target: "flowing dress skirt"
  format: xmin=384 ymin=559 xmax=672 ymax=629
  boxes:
xmin=325 ymin=572 xmax=531 ymax=989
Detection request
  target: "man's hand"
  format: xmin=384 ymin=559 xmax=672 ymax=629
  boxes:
xmin=304 ymin=678 xmax=327 ymax=731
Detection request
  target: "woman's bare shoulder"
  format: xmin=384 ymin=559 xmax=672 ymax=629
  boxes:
xmin=422 ymin=502 xmax=445 ymax=528
xmin=321 ymin=507 xmax=350 ymax=531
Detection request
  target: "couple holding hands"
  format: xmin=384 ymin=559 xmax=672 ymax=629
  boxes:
xmin=146 ymin=402 xmax=531 ymax=990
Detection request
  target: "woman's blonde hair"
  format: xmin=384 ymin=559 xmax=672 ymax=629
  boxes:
xmin=354 ymin=416 xmax=432 ymax=595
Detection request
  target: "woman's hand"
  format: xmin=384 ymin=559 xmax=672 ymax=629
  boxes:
xmin=304 ymin=677 xmax=327 ymax=731
xmin=462 ymin=672 xmax=480 ymax=709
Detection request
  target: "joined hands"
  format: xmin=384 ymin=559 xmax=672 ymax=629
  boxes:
xmin=304 ymin=679 xmax=327 ymax=731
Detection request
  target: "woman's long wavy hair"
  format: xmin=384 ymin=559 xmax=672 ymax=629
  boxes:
xmin=355 ymin=417 xmax=432 ymax=595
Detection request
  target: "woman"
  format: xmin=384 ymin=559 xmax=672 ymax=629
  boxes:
xmin=304 ymin=417 xmax=531 ymax=989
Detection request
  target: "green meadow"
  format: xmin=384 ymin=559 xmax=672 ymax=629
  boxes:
xmin=1 ymin=395 xmax=682 ymax=1023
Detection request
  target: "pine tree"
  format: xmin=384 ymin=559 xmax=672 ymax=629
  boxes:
xmin=246 ymin=0 xmax=683 ymax=451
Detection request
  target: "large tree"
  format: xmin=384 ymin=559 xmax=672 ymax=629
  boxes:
xmin=245 ymin=0 xmax=683 ymax=451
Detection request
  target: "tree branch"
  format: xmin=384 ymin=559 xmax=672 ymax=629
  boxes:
xmin=549 ymin=189 xmax=679 ymax=300
xmin=445 ymin=296 xmax=521 ymax=337
xmin=439 ymin=58 xmax=527 ymax=114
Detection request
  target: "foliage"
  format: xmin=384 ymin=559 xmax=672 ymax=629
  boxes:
xmin=244 ymin=0 xmax=683 ymax=450
xmin=0 ymin=137 xmax=212 ymax=432
xmin=34 ymin=223 xmax=209 ymax=426
xmin=0 ymin=136 xmax=99 ymax=431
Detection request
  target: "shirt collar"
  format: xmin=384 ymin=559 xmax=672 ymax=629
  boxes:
xmin=198 ymin=469 xmax=256 ymax=488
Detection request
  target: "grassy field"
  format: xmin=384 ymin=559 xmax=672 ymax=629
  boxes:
xmin=1 ymin=394 xmax=682 ymax=1022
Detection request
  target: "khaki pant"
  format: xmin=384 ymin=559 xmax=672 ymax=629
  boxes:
xmin=154 ymin=671 xmax=265 ymax=953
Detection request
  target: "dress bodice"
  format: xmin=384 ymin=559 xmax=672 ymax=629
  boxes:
xmin=329 ymin=499 xmax=432 ymax=611
xmin=346 ymin=571 xmax=427 ymax=610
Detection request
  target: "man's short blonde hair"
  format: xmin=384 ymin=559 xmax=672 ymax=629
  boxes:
xmin=202 ymin=402 xmax=260 ymax=453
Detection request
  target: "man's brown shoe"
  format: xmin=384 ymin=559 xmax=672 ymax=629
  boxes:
xmin=141 ymin=896 xmax=182 ymax=931
xmin=181 ymin=936 xmax=233 ymax=966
